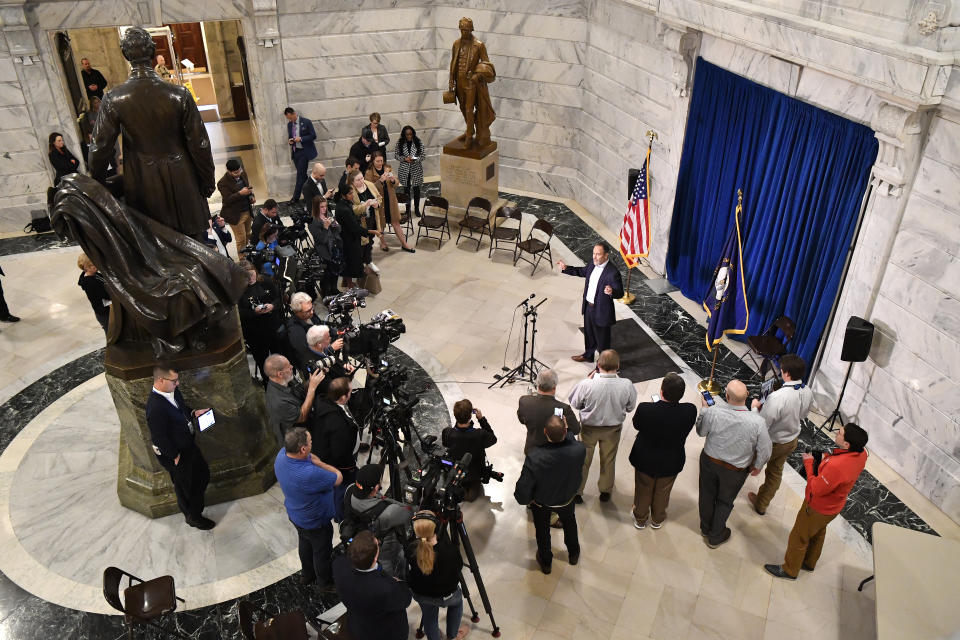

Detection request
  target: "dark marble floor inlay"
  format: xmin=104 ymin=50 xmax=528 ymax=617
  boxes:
xmin=0 ymin=183 xmax=938 ymax=637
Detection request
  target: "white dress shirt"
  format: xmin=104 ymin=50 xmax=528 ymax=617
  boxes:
xmin=153 ymin=386 xmax=178 ymax=409
xmin=585 ymin=261 xmax=607 ymax=304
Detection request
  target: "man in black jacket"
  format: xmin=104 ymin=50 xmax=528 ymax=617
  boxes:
xmin=251 ymin=199 xmax=284 ymax=248
xmin=286 ymin=291 xmax=323 ymax=375
xmin=349 ymin=132 xmax=378 ymax=174
xmin=628 ymin=372 xmax=697 ymax=530
xmin=514 ymin=415 xmax=586 ymax=573
xmin=146 ymin=366 xmax=215 ymax=529
xmin=333 ymin=530 xmax=411 ymax=640
xmin=312 ymin=377 xmax=361 ymax=520
xmin=442 ymin=399 xmax=497 ymax=502
xmin=517 ymin=369 xmax=580 ymax=455
xmin=301 ymin=162 xmax=334 ymax=212
xmin=80 ymin=57 xmax=107 ymax=100
xmin=334 ymin=183 xmax=365 ymax=288
xmin=557 ymin=242 xmax=624 ymax=363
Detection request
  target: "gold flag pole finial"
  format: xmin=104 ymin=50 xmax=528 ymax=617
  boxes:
xmin=646 ymin=130 xmax=658 ymax=145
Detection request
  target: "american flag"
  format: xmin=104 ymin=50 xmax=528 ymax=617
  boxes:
xmin=620 ymin=147 xmax=651 ymax=268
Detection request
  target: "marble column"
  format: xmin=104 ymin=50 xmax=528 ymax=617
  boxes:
xmin=812 ymin=100 xmax=928 ymax=407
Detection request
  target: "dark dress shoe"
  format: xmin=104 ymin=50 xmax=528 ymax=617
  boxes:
xmin=187 ymin=516 xmax=216 ymax=530
xmin=402 ymin=247 xmax=416 ymax=253
xmin=764 ymin=564 xmax=797 ymax=580
xmin=747 ymin=491 xmax=765 ymax=515
xmin=801 ymin=563 xmax=815 ymax=572
xmin=574 ymin=495 xmax=584 ymax=504
xmin=0 ymin=315 xmax=20 ymax=323
xmin=568 ymin=552 xmax=580 ymax=566
xmin=599 ymin=492 xmax=611 ymax=502
xmin=705 ymin=527 xmax=731 ymax=548
xmin=535 ymin=552 xmax=551 ymax=575
xmin=571 ymin=355 xmax=592 ymax=363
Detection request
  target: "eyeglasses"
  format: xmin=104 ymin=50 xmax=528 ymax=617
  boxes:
xmin=161 ymin=376 xmax=180 ymax=384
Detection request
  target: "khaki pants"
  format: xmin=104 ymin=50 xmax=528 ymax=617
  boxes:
xmin=230 ymin=212 xmax=253 ymax=254
xmin=754 ymin=437 xmax=798 ymax=513
xmin=633 ymin=471 xmax=677 ymax=525
xmin=782 ymin=499 xmax=837 ymax=577
xmin=578 ymin=425 xmax=621 ymax=495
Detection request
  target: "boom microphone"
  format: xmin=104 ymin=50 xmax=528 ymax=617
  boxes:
xmin=516 ymin=293 xmax=536 ymax=308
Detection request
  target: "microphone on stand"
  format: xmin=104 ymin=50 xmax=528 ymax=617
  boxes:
xmin=516 ymin=293 xmax=536 ymax=308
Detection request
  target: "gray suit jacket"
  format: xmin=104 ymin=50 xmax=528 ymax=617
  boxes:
xmin=517 ymin=393 xmax=581 ymax=454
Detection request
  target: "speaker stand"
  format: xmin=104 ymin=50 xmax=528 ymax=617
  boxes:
xmin=817 ymin=361 xmax=854 ymax=438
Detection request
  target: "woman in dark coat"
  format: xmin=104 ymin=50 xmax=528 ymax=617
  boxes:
xmin=77 ymin=253 xmax=111 ymax=334
xmin=334 ymin=183 xmax=366 ymax=289
xmin=49 ymin=132 xmax=80 ymax=185
xmin=308 ymin=196 xmax=343 ymax=296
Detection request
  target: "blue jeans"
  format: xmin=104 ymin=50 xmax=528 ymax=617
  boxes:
xmin=414 ymin=587 xmax=463 ymax=640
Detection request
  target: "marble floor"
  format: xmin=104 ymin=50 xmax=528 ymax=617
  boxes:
xmin=0 ymin=185 xmax=956 ymax=639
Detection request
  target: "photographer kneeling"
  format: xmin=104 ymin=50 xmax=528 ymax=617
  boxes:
xmin=341 ymin=463 xmax=413 ymax=579
xmin=441 ymin=400 xmax=497 ymax=502
xmin=407 ymin=512 xmax=470 ymax=640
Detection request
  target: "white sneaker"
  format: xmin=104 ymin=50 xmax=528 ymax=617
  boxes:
xmin=650 ymin=521 xmax=663 ymax=530
xmin=368 ymin=262 xmax=381 ymax=275
xmin=633 ymin=518 xmax=646 ymax=530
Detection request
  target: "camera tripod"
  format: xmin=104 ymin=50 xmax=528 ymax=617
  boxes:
xmin=490 ymin=295 xmax=548 ymax=388
xmin=416 ymin=504 xmax=501 ymax=638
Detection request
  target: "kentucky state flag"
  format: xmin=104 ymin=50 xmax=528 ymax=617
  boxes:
xmin=702 ymin=192 xmax=749 ymax=351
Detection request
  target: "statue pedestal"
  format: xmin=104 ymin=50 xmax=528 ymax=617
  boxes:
xmin=440 ymin=140 xmax=498 ymax=211
xmin=108 ymin=318 xmax=277 ymax=518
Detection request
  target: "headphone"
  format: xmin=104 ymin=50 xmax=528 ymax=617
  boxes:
xmin=412 ymin=510 xmax=440 ymax=529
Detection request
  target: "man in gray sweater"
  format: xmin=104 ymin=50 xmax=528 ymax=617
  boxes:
xmin=568 ymin=349 xmax=638 ymax=503
xmin=697 ymin=380 xmax=772 ymax=548
xmin=748 ymin=354 xmax=813 ymax=515
xmin=343 ymin=464 xmax=413 ymax=579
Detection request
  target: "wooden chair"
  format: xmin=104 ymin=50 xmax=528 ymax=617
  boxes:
xmin=488 ymin=206 xmax=522 ymax=258
xmin=103 ymin=567 xmax=188 ymax=639
xmin=743 ymin=315 xmax=797 ymax=377
xmin=514 ymin=218 xmax=554 ymax=275
xmin=416 ymin=196 xmax=451 ymax=248
xmin=455 ymin=196 xmax=492 ymax=250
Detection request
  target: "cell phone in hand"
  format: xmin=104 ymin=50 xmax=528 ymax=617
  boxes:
xmin=554 ymin=407 xmax=564 ymax=417
xmin=651 ymin=394 xmax=660 ymax=403
xmin=701 ymin=390 xmax=715 ymax=406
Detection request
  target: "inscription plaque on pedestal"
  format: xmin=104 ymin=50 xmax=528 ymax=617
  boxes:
xmin=441 ymin=147 xmax=499 ymax=211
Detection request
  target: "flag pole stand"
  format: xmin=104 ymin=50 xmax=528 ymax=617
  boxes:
xmin=618 ymin=268 xmax=636 ymax=305
xmin=698 ymin=346 xmax=723 ymax=394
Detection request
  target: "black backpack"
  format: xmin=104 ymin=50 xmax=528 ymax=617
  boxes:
xmin=338 ymin=485 xmax=391 ymax=544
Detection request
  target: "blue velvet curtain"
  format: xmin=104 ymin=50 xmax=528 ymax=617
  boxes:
xmin=666 ymin=59 xmax=878 ymax=368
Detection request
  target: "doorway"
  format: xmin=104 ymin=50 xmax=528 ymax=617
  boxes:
xmin=52 ymin=20 xmax=266 ymax=196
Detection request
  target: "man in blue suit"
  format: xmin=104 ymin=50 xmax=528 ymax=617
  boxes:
xmin=557 ymin=242 xmax=624 ymax=363
xmin=284 ymin=107 xmax=318 ymax=206
xmin=146 ymin=366 xmax=215 ymax=529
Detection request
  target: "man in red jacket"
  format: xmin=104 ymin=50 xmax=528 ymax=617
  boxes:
xmin=764 ymin=423 xmax=869 ymax=579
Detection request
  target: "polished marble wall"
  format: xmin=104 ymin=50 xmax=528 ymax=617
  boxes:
xmin=1 ymin=0 xmax=959 ymax=522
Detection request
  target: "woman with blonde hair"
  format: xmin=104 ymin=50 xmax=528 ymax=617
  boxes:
xmin=77 ymin=253 xmax=111 ymax=333
xmin=349 ymin=169 xmax=385 ymax=270
xmin=407 ymin=512 xmax=469 ymax=640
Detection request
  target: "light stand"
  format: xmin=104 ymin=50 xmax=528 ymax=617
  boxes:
xmin=817 ymin=361 xmax=854 ymax=437
xmin=490 ymin=296 xmax=548 ymax=388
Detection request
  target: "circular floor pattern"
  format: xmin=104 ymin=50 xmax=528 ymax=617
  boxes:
xmin=0 ymin=341 xmax=456 ymax=615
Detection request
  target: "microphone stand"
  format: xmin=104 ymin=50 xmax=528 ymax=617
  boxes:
xmin=490 ymin=296 xmax=549 ymax=388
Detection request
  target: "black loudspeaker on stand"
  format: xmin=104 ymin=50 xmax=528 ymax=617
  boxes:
xmin=818 ymin=316 xmax=874 ymax=436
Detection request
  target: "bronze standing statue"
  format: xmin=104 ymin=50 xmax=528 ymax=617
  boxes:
xmin=88 ymin=28 xmax=216 ymax=239
xmin=54 ymin=27 xmax=246 ymax=357
xmin=445 ymin=17 xmax=496 ymax=150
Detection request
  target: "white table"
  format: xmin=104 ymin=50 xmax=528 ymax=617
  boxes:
xmin=872 ymin=522 xmax=960 ymax=639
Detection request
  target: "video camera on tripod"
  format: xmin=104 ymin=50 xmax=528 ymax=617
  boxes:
xmin=402 ymin=437 xmax=471 ymax=512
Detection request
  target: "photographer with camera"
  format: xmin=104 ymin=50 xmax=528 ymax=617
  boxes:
xmin=308 ymin=196 xmax=342 ymax=296
xmin=254 ymin=223 xmax=280 ymax=278
xmin=764 ymin=423 xmax=868 ymax=580
xmin=341 ymin=464 xmax=414 ymax=580
xmin=237 ymin=261 xmax=284 ymax=383
xmin=305 ymin=324 xmax=356 ymax=395
xmin=514 ymin=415 xmax=586 ymax=574
xmin=407 ymin=511 xmax=470 ymax=640
xmin=517 ymin=369 xmax=580 ymax=455
xmin=312 ymin=377 xmax=363 ymax=520
xmin=264 ymin=354 xmax=324 ymax=448
xmin=441 ymin=400 xmax=497 ymax=502
xmin=251 ymin=199 xmax=284 ymax=249
xmin=286 ymin=291 xmax=323 ymax=375
xmin=274 ymin=427 xmax=342 ymax=592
